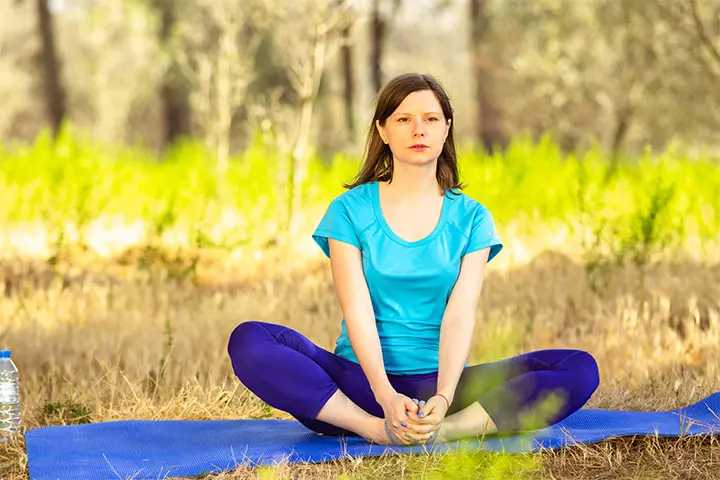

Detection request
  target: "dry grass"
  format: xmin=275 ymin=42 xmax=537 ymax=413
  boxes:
xmin=1 ymin=242 xmax=719 ymax=479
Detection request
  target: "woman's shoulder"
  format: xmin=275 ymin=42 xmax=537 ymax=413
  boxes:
xmin=329 ymin=182 xmax=375 ymax=210
xmin=321 ymin=182 xmax=376 ymax=232
xmin=445 ymin=190 xmax=496 ymax=235
xmin=446 ymin=189 xmax=490 ymax=214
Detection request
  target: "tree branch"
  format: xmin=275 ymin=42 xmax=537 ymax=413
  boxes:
xmin=687 ymin=0 xmax=720 ymax=71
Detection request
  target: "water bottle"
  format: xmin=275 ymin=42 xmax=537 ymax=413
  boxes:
xmin=0 ymin=350 xmax=20 ymax=439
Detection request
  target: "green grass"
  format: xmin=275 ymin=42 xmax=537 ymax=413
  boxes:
xmin=1 ymin=126 xmax=719 ymax=262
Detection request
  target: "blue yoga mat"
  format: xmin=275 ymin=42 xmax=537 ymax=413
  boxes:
xmin=26 ymin=392 xmax=720 ymax=480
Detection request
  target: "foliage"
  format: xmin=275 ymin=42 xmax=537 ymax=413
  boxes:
xmin=0 ymin=128 xmax=718 ymax=264
xmin=426 ymin=450 xmax=541 ymax=480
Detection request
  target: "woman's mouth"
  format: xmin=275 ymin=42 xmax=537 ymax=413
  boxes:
xmin=410 ymin=145 xmax=429 ymax=151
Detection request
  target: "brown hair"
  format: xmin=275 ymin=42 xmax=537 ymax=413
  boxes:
xmin=343 ymin=73 xmax=465 ymax=196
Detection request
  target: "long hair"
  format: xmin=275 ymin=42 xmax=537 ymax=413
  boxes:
xmin=343 ymin=73 xmax=465 ymax=195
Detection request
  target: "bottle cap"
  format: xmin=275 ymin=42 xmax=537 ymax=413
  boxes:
xmin=0 ymin=351 xmax=10 ymax=358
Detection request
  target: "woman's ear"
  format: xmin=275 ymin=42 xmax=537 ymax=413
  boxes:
xmin=444 ymin=119 xmax=451 ymax=141
xmin=376 ymin=120 xmax=387 ymax=144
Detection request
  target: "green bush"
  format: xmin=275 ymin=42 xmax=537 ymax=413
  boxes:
xmin=0 ymin=127 xmax=717 ymax=257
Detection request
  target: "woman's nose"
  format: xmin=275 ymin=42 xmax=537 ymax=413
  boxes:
xmin=413 ymin=118 xmax=426 ymax=135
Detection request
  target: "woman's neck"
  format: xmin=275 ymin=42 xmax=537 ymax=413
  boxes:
xmin=382 ymin=161 xmax=442 ymax=204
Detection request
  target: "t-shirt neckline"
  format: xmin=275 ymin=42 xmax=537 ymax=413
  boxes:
xmin=371 ymin=180 xmax=450 ymax=247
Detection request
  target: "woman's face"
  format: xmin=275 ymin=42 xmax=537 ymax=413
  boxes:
xmin=376 ymin=89 xmax=451 ymax=167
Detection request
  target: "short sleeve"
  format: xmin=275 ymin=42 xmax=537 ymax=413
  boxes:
xmin=463 ymin=206 xmax=503 ymax=262
xmin=312 ymin=198 xmax=362 ymax=258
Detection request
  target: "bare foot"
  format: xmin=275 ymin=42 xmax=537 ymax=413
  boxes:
xmin=365 ymin=419 xmax=445 ymax=446
xmin=430 ymin=423 xmax=449 ymax=444
xmin=361 ymin=418 xmax=395 ymax=445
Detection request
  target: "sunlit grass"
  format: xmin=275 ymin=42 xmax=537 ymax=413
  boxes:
xmin=1 ymin=246 xmax=719 ymax=478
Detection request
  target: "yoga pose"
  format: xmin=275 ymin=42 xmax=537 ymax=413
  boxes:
xmin=228 ymin=73 xmax=599 ymax=446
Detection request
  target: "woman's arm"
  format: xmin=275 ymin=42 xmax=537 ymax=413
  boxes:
xmin=328 ymin=239 xmax=395 ymax=404
xmin=436 ymin=247 xmax=491 ymax=404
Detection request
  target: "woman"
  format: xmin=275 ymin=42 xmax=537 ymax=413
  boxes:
xmin=228 ymin=73 xmax=600 ymax=446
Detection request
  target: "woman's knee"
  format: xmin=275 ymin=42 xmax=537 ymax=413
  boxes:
xmin=227 ymin=320 xmax=270 ymax=362
xmin=566 ymin=350 xmax=600 ymax=398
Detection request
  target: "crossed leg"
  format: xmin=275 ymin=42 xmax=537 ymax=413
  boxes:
xmin=227 ymin=321 xmax=600 ymax=444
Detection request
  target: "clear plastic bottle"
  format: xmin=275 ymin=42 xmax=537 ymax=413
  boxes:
xmin=0 ymin=350 xmax=20 ymax=439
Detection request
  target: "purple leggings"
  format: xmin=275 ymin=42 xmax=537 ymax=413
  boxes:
xmin=228 ymin=321 xmax=600 ymax=436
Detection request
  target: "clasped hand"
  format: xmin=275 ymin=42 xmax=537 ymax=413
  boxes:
xmin=380 ymin=392 xmax=448 ymax=445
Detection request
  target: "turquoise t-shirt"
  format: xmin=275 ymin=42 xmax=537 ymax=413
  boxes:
xmin=312 ymin=180 xmax=503 ymax=375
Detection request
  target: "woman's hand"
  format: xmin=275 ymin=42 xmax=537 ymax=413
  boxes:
xmin=378 ymin=392 xmax=436 ymax=445
xmin=414 ymin=395 xmax=449 ymax=438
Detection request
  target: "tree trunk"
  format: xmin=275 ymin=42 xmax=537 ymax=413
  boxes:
xmin=611 ymin=105 xmax=632 ymax=158
xmin=370 ymin=0 xmax=385 ymax=93
xmin=35 ymin=0 xmax=66 ymax=138
xmin=335 ymin=0 xmax=355 ymax=141
xmin=285 ymin=25 xmax=328 ymax=244
xmin=605 ymin=103 xmax=633 ymax=182
xmin=158 ymin=0 xmax=192 ymax=150
xmin=287 ymin=97 xmax=316 ymax=239
xmin=215 ymin=16 xmax=234 ymax=178
xmin=340 ymin=20 xmax=355 ymax=140
xmin=469 ymin=0 xmax=507 ymax=154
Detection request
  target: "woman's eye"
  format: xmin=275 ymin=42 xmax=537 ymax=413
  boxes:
xmin=427 ymin=117 xmax=439 ymax=122
xmin=398 ymin=117 xmax=409 ymax=122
